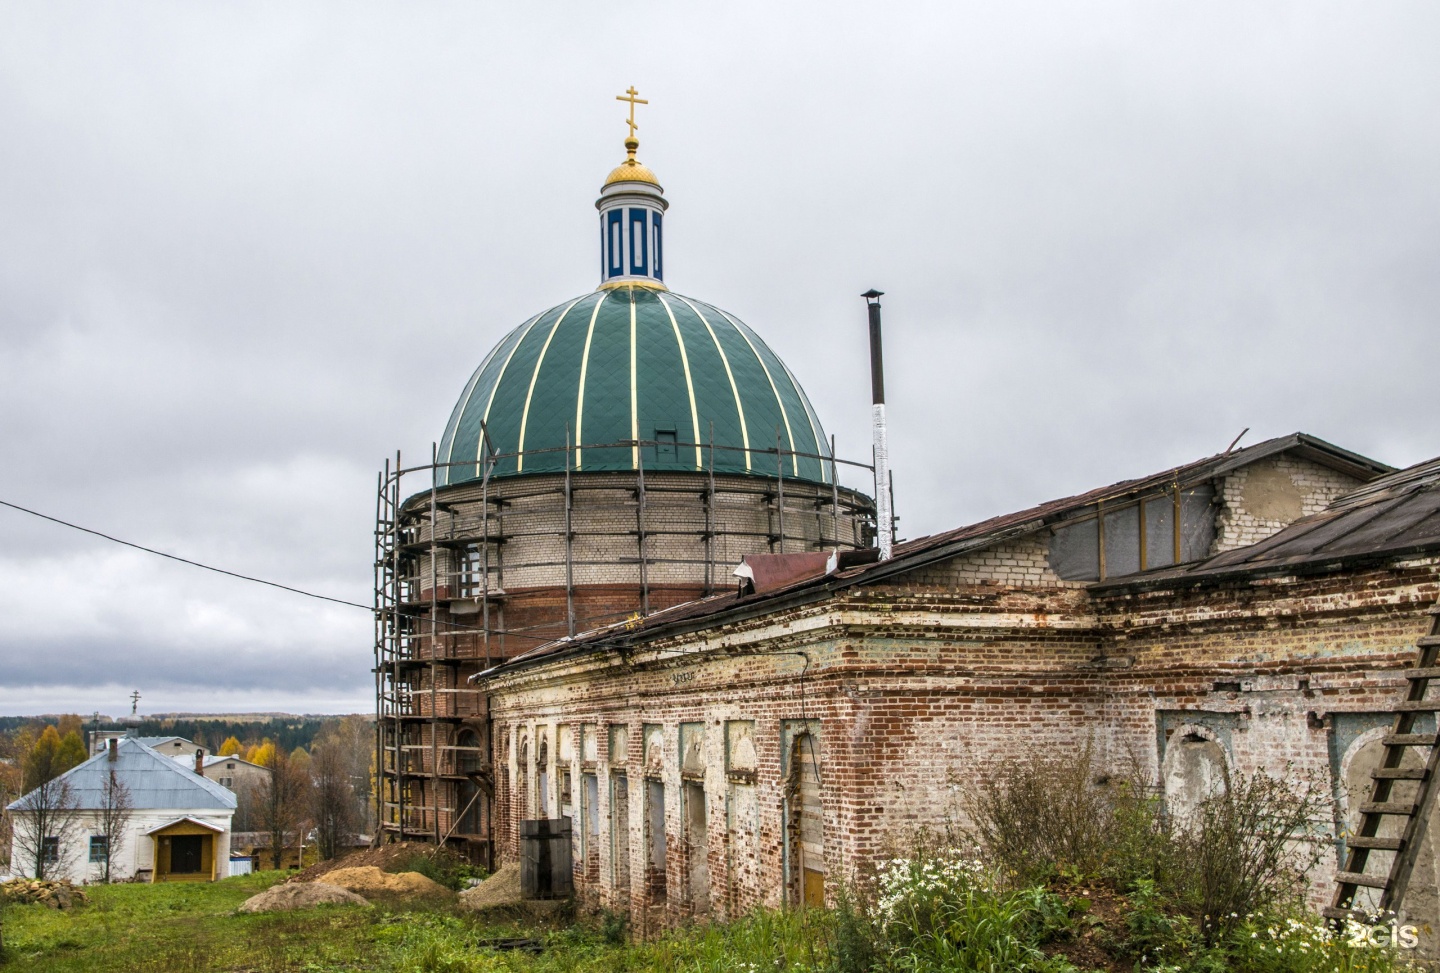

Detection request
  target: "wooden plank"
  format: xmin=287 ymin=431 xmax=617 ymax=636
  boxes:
xmin=1322 ymin=906 xmax=1370 ymax=922
xmin=1383 ymin=733 xmax=1438 ymax=747
xmin=1370 ymin=767 xmax=1428 ymax=780
xmin=1359 ymin=801 xmax=1419 ymax=815
xmin=1335 ymin=871 xmax=1391 ymax=889
xmin=1393 ymin=700 xmax=1440 ymax=713
xmin=1404 ymin=667 xmax=1440 ymax=680
xmin=1344 ymin=835 xmax=1404 ymax=851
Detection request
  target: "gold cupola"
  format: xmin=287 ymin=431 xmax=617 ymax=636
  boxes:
xmin=597 ymin=87 xmax=668 ymax=289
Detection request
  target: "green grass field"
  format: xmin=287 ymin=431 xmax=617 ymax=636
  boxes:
xmin=0 ymin=873 xmax=825 ymax=973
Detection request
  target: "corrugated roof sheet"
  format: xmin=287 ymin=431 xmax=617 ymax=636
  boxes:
xmin=6 ymin=738 xmax=236 ymax=812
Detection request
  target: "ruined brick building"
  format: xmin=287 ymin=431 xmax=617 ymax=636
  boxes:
xmin=378 ymin=99 xmax=1439 ymax=945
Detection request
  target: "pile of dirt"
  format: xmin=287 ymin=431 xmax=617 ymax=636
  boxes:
xmin=321 ymin=866 xmax=453 ymax=902
xmin=238 ymin=881 xmax=370 ymax=913
xmin=0 ymin=879 xmax=87 ymax=909
xmin=458 ymin=863 xmax=522 ymax=911
xmin=290 ymin=840 xmax=460 ymax=884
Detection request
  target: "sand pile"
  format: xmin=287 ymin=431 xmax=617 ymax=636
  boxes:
xmin=322 ymin=866 xmax=453 ymax=902
xmin=291 ymin=840 xmax=444 ymax=884
xmin=238 ymin=882 xmax=370 ymax=913
xmin=458 ymin=863 xmax=522 ymax=911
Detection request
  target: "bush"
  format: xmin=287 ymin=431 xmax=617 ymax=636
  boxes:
xmin=964 ymin=748 xmax=1333 ymax=942
xmin=1169 ymin=768 xmax=1330 ymax=940
xmin=961 ymin=745 xmax=1174 ymax=889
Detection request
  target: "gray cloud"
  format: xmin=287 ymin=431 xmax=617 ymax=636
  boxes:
xmin=2 ymin=1 xmax=1437 ymax=714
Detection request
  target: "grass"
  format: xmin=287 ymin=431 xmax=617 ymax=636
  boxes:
xmin=0 ymin=874 xmax=829 ymax=973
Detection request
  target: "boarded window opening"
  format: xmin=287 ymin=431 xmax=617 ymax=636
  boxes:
xmin=645 ymin=779 xmax=667 ymax=901
xmin=582 ymin=773 xmax=600 ymax=883
xmin=611 ymin=774 xmax=631 ymax=893
xmin=787 ymin=733 xmax=824 ymax=908
xmin=683 ymin=781 xmax=710 ymax=915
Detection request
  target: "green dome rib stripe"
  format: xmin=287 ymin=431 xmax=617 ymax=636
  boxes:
xmin=634 ymin=292 xmax=698 ymax=471
xmin=655 ymin=293 xmax=703 ymax=468
xmin=771 ymin=350 xmax=832 ymax=483
xmin=573 ymin=292 xmax=609 ymax=471
xmin=578 ymin=294 xmax=632 ymax=470
xmin=485 ymin=303 xmax=564 ymax=477
xmin=668 ymin=297 xmax=744 ymax=467
xmin=712 ymin=305 xmax=800 ymax=477
xmin=722 ymin=310 xmax=831 ymax=484
xmin=696 ymin=298 xmax=784 ymax=473
xmin=443 ymin=309 xmax=544 ymax=484
xmin=516 ymin=296 xmax=585 ymax=472
xmin=522 ymin=294 xmax=594 ymax=475
xmin=672 ymin=294 xmax=751 ymax=471
xmin=629 ymin=295 xmax=639 ymax=469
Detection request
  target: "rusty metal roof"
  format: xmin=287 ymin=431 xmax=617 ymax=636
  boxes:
xmin=890 ymin=432 xmax=1391 ymax=560
xmin=475 ymin=433 xmax=1403 ymax=675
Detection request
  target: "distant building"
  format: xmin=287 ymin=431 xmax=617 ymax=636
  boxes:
xmin=7 ymin=738 xmax=235 ymax=883
xmin=88 ymin=730 xmax=208 ymax=759
xmin=171 ymin=753 xmax=266 ymax=796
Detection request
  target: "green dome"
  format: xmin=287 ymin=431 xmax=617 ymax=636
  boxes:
xmin=438 ymin=287 xmax=833 ymax=486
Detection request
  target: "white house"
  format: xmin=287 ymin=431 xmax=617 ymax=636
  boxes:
xmin=7 ymin=738 xmax=236 ymax=883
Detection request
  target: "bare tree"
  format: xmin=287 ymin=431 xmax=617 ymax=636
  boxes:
xmin=96 ymin=768 xmax=134 ymax=883
xmin=311 ymin=738 xmax=360 ymax=861
xmin=255 ymin=748 xmax=307 ymax=870
xmin=11 ymin=776 xmax=81 ymax=880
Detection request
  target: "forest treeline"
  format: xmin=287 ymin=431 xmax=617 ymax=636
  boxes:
xmin=0 ymin=714 xmax=350 ymax=755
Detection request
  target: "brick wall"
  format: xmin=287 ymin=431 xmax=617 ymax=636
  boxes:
xmin=480 ymin=556 xmax=1439 ymax=935
xmin=1213 ymin=455 xmax=1364 ymax=553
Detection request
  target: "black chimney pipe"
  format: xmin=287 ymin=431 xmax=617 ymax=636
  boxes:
xmin=863 ymin=289 xmax=885 ymax=405
xmin=861 ymin=289 xmax=892 ymax=560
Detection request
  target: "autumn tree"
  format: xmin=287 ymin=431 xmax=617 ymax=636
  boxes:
xmin=218 ymin=736 xmax=243 ymax=757
xmin=248 ymin=740 xmax=277 ymax=767
xmin=255 ymin=747 xmax=310 ymax=870
xmin=310 ymin=736 xmax=361 ymax=860
xmin=322 ymin=715 xmax=376 ymax=833
xmin=56 ymin=730 xmax=88 ymax=771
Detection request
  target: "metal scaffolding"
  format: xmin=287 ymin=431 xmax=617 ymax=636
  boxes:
xmin=374 ymin=434 xmax=878 ymax=856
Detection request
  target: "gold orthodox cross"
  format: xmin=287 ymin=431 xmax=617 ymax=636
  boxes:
xmin=616 ymin=86 xmax=648 ymax=139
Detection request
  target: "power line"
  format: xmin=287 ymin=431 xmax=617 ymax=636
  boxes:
xmin=0 ymin=496 xmax=604 ymax=645
xmin=0 ymin=498 xmax=370 ymax=611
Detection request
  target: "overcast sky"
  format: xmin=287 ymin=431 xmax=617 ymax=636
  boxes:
xmin=1 ymin=2 xmax=1436 ymax=717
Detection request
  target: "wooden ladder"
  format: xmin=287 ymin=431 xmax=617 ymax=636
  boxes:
xmin=1324 ymin=604 xmax=1440 ymax=923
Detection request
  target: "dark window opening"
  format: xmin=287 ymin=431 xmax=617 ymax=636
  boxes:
xmin=1049 ymin=484 xmax=1217 ymax=581
xmin=89 ymin=836 xmax=108 ymax=862
xmin=458 ymin=544 xmax=484 ymax=599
